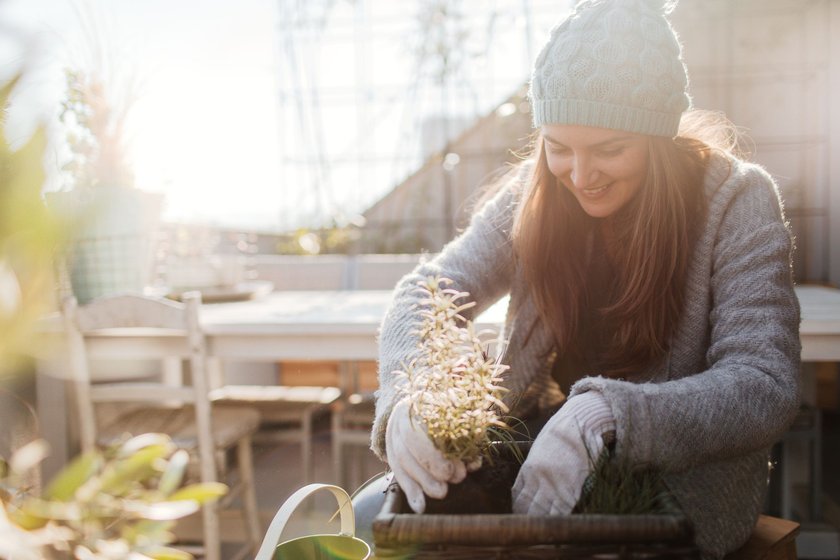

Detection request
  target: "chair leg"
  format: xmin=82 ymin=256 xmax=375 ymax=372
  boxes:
xmin=332 ymin=409 xmax=344 ymax=487
xmin=781 ymin=436 xmax=792 ymax=520
xmin=353 ymin=446 xmax=366 ymax=491
xmin=302 ymin=410 xmax=313 ymax=485
xmin=202 ymin=499 xmax=222 ymax=560
xmin=810 ymin=407 xmax=822 ymax=521
xmin=237 ymin=436 xmax=262 ymax=551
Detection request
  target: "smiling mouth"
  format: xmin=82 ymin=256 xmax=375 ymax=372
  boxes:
xmin=580 ymin=183 xmax=613 ymax=198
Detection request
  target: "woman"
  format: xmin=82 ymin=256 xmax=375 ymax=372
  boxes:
xmin=370 ymin=0 xmax=801 ymax=557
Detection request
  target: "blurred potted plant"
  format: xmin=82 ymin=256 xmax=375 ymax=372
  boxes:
xmin=47 ymin=69 xmax=162 ymax=304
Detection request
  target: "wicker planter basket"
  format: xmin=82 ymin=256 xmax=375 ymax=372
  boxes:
xmin=373 ymin=483 xmax=698 ymax=559
xmin=372 ymin=443 xmax=699 ymax=559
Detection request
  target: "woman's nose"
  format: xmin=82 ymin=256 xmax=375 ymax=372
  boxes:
xmin=569 ymin=157 xmax=596 ymax=189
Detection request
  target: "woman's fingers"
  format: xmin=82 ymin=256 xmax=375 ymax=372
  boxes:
xmin=388 ymin=409 xmax=449 ymax=499
xmin=448 ymin=458 xmax=467 ymax=483
xmin=402 ymin=421 xmax=458 ymax=483
xmin=465 ymin=456 xmax=483 ymax=472
xmin=389 ymin=455 xmax=427 ymax=513
xmin=398 ymin=447 xmax=448 ymax=499
xmin=401 ymin=424 xmax=466 ymax=488
xmin=386 ymin=399 xmax=481 ymax=507
xmin=391 ymin=427 xmax=448 ymax=498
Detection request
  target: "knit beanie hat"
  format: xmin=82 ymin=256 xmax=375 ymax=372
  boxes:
xmin=529 ymin=0 xmax=690 ymax=137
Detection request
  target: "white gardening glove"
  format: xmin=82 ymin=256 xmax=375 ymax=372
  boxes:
xmin=512 ymin=391 xmax=615 ymax=515
xmin=385 ymin=397 xmax=468 ymax=513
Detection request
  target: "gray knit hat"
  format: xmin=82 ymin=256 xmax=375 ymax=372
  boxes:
xmin=529 ymin=0 xmax=690 ymax=137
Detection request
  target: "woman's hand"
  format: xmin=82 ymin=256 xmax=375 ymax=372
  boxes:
xmin=385 ymin=397 xmax=468 ymax=513
xmin=512 ymin=391 xmax=615 ymax=515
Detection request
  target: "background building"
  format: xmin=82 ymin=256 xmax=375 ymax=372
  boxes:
xmin=341 ymin=0 xmax=840 ymax=286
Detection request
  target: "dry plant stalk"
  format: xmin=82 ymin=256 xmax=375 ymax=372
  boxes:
xmin=60 ymin=69 xmax=136 ymax=189
xmin=396 ymin=276 xmax=510 ymax=465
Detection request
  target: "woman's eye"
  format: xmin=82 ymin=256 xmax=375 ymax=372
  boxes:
xmin=546 ymin=144 xmax=569 ymax=155
xmin=598 ymin=146 xmax=625 ymax=157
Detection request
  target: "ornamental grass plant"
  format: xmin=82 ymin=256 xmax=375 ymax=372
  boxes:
xmin=576 ymin=435 xmax=668 ymax=515
xmin=395 ymin=276 xmax=511 ymax=467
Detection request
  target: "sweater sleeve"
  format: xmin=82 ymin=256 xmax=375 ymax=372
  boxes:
xmin=570 ymin=164 xmax=802 ymax=473
xmin=370 ymin=165 xmax=527 ymax=461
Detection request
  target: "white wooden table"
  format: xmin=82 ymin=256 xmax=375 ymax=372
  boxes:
xmin=198 ymin=286 xmax=840 ymax=362
xmin=199 ymin=290 xmax=509 ymax=361
xmin=36 ymin=286 xmax=840 ymax=477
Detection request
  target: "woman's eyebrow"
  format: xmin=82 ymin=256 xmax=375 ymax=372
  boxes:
xmin=543 ymin=134 xmax=634 ymax=148
xmin=592 ymin=136 xmax=633 ymax=148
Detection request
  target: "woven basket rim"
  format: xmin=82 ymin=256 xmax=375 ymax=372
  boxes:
xmin=373 ymin=481 xmax=695 ymax=549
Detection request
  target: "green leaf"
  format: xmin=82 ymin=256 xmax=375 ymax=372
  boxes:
xmin=9 ymin=439 xmax=49 ymax=475
xmin=99 ymin=444 xmax=170 ymax=494
xmin=45 ymin=450 xmax=100 ymax=501
xmin=122 ymin=519 xmax=175 ymax=546
xmin=16 ymin=497 xmax=81 ymax=524
xmin=168 ymin=482 xmax=227 ymax=504
xmin=117 ymin=433 xmax=174 ymax=458
xmin=9 ymin=505 xmax=49 ymax=530
xmin=124 ymin=499 xmax=199 ymax=521
xmin=146 ymin=546 xmax=193 ymax=560
xmin=0 ymin=74 xmax=21 ymax=112
xmin=157 ymin=449 xmax=188 ymax=496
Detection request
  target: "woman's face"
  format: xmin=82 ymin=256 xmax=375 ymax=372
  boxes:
xmin=542 ymin=124 xmax=649 ymax=219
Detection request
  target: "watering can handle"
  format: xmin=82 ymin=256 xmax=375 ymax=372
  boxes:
xmin=254 ymin=483 xmax=356 ymax=560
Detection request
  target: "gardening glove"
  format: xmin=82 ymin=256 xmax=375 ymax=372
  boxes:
xmin=512 ymin=391 xmax=615 ymax=515
xmin=386 ymin=397 xmax=468 ymax=513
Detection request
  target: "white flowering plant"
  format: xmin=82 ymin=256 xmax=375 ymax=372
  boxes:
xmin=395 ymin=276 xmax=511 ymax=466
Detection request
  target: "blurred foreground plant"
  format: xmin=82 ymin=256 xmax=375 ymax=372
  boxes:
xmin=1 ymin=73 xmax=221 ymax=560
xmin=396 ymin=276 xmax=510 ymax=465
xmin=1 ymin=433 xmax=227 ymax=560
xmin=0 ymin=75 xmax=66 ymax=377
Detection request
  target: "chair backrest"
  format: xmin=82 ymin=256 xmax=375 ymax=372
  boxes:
xmin=62 ymin=292 xmax=214 ymax=481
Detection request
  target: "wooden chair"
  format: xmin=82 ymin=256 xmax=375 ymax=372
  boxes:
xmin=725 ymin=515 xmax=800 ymax=560
xmin=330 ymin=361 xmax=379 ymax=490
xmin=210 ymin=384 xmax=340 ymax=485
xmin=331 ymin=391 xmax=376 ymax=490
xmin=62 ymin=292 xmax=262 ymax=560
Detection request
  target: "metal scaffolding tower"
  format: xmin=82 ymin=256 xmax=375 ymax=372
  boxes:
xmin=272 ymin=0 xmax=562 ymax=233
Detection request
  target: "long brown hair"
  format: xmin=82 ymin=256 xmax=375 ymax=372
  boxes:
xmin=512 ymin=110 xmax=736 ymax=377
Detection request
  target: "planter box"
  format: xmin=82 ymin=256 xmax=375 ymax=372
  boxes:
xmin=372 ymin=443 xmax=699 ymax=559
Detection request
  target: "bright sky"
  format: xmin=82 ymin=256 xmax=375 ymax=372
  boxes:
xmin=1 ymin=0 xmax=284 ymax=229
xmin=0 ymin=0 xmax=561 ymax=232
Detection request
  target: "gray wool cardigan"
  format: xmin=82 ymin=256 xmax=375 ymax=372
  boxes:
xmin=371 ymin=152 xmax=802 ymax=559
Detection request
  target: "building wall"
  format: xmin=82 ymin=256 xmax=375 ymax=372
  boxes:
xmin=828 ymin=1 xmax=840 ymax=287
xmin=359 ymin=0 xmax=839 ymax=284
xmin=672 ymin=0 xmax=837 ymax=284
xmin=359 ymin=89 xmax=533 ymax=253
